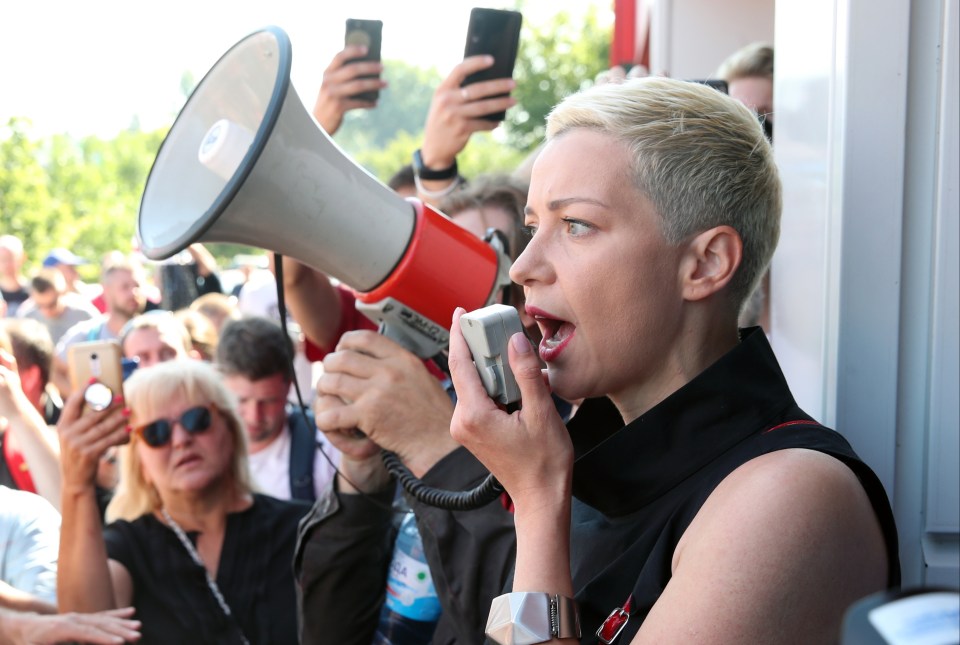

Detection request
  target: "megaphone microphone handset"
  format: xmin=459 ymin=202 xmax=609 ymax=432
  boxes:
xmin=460 ymin=304 xmax=523 ymax=407
xmin=382 ymin=304 xmax=525 ymax=511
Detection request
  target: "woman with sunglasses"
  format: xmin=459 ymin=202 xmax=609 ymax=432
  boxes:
xmin=55 ymin=359 xmax=309 ymax=644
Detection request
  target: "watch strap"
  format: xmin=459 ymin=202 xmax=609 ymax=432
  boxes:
xmin=413 ymin=148 xmax=459 ymax=181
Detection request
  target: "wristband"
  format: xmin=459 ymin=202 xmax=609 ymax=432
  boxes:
xmin=486 ymin=592 xmax=581 ymax=645
xmin=412 ymin=148 xmax=459 ymax=181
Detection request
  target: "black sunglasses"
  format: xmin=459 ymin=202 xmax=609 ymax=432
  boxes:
xmin=135 ymin=405 xmax=215 ymax=448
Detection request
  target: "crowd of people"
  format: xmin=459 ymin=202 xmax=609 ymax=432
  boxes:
xmin=0 ymin=33 xmax=901 ymax=645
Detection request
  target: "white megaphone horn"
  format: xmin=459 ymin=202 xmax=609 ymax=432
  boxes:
xmin=137 ymin=26 xmax=511 ymax=358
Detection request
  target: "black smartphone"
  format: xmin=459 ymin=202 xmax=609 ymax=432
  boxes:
xmin=461 ymin=8 xmax=522 ymax=121
xmin=344 ymin=18 xmax=383 ymax=102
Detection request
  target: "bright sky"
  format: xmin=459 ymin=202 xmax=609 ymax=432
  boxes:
xmin=3 ymin=0 xmax=611 ymax=139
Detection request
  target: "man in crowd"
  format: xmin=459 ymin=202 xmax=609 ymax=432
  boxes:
xmin=53 ymin=256 xmax=148 ymax=397
xmin=216 ymin=316 xmax=338 ymax=502
xmin=15 ymin=269 xmax=99 ymax=347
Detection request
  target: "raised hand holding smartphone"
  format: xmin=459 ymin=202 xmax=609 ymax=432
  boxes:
xmin=67 ymin=340 xmax=125 ymax=414
xmin=461 ymin=8 xmax=522 ymax=121
xmin=344 ymin=18 xmax=383 ymax=101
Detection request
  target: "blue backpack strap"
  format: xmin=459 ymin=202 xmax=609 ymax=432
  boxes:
xmin=287 ymin=404 xmax=317 ymax=502
xmin=86 ymin=321 xmax=104 ymax=341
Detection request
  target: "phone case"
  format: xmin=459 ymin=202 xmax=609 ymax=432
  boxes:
xmin=462 ymin=8 xmax=523 ymax=121
xmin=67 ymin=340 xmax=124 ymax=413
xmin=345 ymin=18 xmax=383 ymax=102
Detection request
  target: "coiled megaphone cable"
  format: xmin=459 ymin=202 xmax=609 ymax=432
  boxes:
xmin=380 ymin=450 xmax=503 ymax=511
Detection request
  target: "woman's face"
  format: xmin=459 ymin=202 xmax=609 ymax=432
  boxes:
xmin=135 ymin=392 xmax=235 ymax=499
xmin=511 ymin=129 xmax=688 ymax=412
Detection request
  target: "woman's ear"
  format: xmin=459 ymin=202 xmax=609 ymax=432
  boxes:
xmin=679 ymin=225 xmax=742 ymax=302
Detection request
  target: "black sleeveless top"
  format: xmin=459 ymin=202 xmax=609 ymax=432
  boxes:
xmin=565 ymin=328 xmax=901 ymax=644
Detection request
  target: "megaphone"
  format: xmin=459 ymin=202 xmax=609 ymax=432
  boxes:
xmin=137 ymin=26 xmax=510 ymax=358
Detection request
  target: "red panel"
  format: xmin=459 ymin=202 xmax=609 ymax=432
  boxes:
xmin=612 ymin=0 xmax=637 ymax=66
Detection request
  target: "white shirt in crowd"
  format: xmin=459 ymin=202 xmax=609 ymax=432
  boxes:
xmin=0 ymin=485 xmax=60 ymax=605
xmin=247 ymin=423 xmax=340 ymax=501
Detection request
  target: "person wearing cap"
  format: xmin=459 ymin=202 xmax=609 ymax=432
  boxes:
xmin=41 ymin=248 xmax=101 ymax=304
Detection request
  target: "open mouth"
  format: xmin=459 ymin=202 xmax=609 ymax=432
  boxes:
xmin=540 ymin=317 xmax=575 ymax=349
xmin=531 ymin=310 xmax=575 ymax=359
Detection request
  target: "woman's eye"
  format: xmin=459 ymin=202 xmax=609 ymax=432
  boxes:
xmin=564 ymin=219 xmax=591 ymax=236
xmin=520 ymin=225 xmax=537 ymax=238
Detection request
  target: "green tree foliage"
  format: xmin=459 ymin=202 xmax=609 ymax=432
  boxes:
xmin=335 ymin=60 xmax=441 ymax=157
xmin=1 ymin=12 xmax=610 ymax=275
xmin=0 ymin=118 xmax=55 ymax=262
xmin=45 ymin=128 xmax=166 ymax=274
xmin=506 ymin=6 xmax=611 ymax=152
xmin=1 ymin=118 xmax=166 ymax=279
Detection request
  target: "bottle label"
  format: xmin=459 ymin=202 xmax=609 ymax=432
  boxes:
xmin=384 ymin=549 xmax=442 ymax=621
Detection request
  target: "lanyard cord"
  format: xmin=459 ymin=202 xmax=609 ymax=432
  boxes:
xmin=161 ymin=509 xmax=251 ymax=645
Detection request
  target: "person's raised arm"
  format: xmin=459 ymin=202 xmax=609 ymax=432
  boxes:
xmin=313 ymin=44 xmax=386 ymax=136
xmin=0 ymin=353 xmax=62 ymax=510
xmin=415 ymin=56 xmax=517 ymax=203
xmin=186 ymin=243 xmax=217 ymax=278
xmin=447 ymin=309 xmax=575 ymax=623
xmin=274 ymin=256 xmax=344 ymax=355
xmin=56 ymin=390 xmax=134 ymax=613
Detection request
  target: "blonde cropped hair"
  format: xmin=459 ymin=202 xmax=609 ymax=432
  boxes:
xmin=545 ymin=76 xmax=781 ymax=312
xmin=105 ymin=359 xmax=253 ymax=522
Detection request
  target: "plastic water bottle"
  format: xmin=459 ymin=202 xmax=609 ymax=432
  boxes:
xmin=372 ymin=512 xmax=442 ymax=644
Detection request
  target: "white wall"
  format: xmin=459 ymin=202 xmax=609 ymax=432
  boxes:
xmin=774 ymin=0 xmax=959 ymax=587
xmin=647 ymin=0 xmax=774 ymax=79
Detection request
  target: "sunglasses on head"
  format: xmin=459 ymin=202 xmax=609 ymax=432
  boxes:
xmin=136 ymin=405 xmax=215 ymax=448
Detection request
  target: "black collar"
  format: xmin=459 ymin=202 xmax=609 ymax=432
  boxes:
xmin=570 ymin=328 xmax=797 ymax=516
